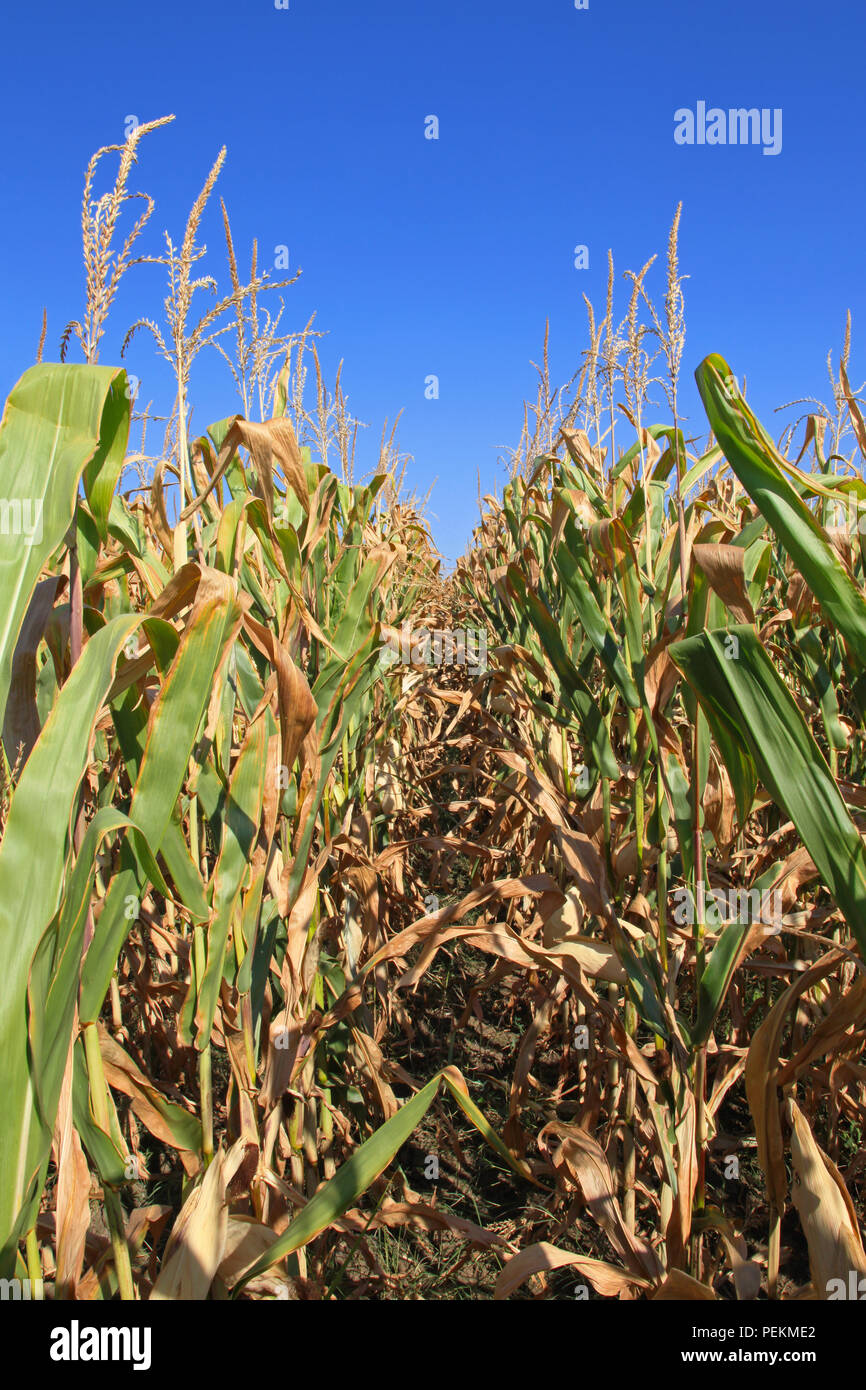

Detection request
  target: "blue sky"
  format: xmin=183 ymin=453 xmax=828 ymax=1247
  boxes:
xmin=1 ymin=0 xmax=864 ymax=563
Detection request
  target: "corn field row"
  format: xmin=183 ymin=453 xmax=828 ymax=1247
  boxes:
xmin=1 ymin=123 xmax=864 ymax=1301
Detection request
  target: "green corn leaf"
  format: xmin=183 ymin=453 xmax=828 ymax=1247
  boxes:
xmin=696 ymin=354 xmax=866 ymax=671
xmin=693 ymin=919 xmax=753 ymax=1046
xmin=234 ymin=1068 xmax=530 ymax=1290
xmin=0 ymin=613 xmax=139 ymax=1269
xmin=194 ymin=712 xmax=268 ymax=1047
xmin=79 ymin=573 xmax=244 ymax=1024
xmin=506 ymin=567 xmax=619 ymax=779
xmin=71 ymin=1036 xmax=128 ymax=1187
xmin=553 ymin=518 xmax=642 ymax=710
xmin=0 ymin=363 xmax=129 ymax=729
xmin=22 ymin=807 xmax=167 ymax=1238
xmin=28 ymin=809 xmax=165 ymax=1132
xmin=110 ymin=676 xmax=210 ymax=924
xmin=671 ymin=624 xmax=866 ymax=955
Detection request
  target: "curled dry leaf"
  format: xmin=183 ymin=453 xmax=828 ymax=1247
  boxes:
xmin=650 ymin=1269 xmax=716 ymax=1300
xmin=745 ymin=951 xmax=847 ymax=1213
xmin=494 ymin=1241 xmax=650 ymax=1300
xmin=150 ymin=1140 xmax=255 ymax=1301
xmin=788 ymin=1099 xmax=866 ymax=1300
xmin=692 ymin=542 xmax=756 ymax=625
xmin=541 ymin=1122 xmax=661 ymax=1284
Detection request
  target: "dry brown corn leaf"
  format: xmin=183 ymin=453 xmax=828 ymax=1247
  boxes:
xmin=494 ymin=1241 xmax=650 ymax=1300
xmin=651 ymin=1269 xmax=716 ymax=1300
xmin=692 ymin=542 xmax=756 ymax=625
xmin=788 ymin=1098 xmax=866 ymax=1300
xmin=541 ymin=1122 xmax=661 ymax=1284
xmin=745 ymin=950 xmax=846 ymax=1212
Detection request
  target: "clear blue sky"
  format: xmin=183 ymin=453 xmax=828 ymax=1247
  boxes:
xmin=1 ymin=0 xmax=864 ymax=563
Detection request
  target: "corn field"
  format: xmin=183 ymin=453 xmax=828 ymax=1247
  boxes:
xmin=2 ymin=122 xmax=865 ymax=1307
